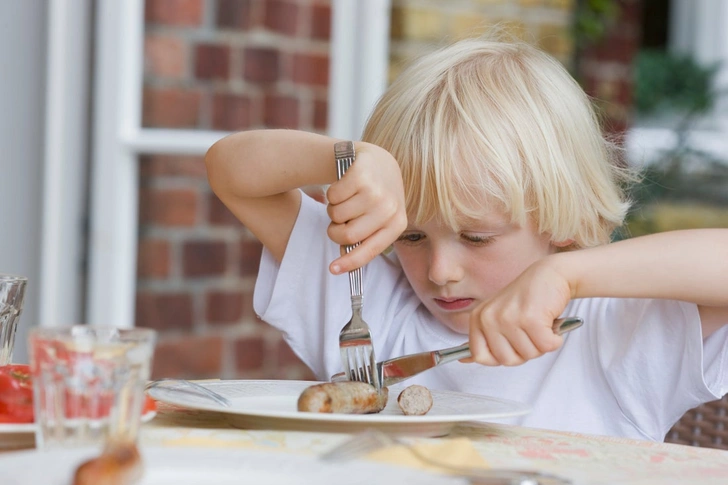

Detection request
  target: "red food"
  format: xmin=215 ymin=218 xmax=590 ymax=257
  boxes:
xmin=0 ymin=364 xmax=157 ymax=424
xmin=142 ymin=395 xmax=157 ymax=415
xmin=0 ymin=364 xmax=34 ymax=423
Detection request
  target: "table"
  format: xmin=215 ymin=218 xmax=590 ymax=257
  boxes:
xmin=139 ymin=402 xmax=728 ymax=485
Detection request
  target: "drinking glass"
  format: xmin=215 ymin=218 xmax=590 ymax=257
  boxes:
xmin=0 ymin=274 xmax=27 ymax=365
xmin=29 ymin=325 xmax=156 ymax=450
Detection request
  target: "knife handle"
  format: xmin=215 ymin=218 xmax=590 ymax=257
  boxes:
xmin=435 ymin=316 xmax=583 ymax=364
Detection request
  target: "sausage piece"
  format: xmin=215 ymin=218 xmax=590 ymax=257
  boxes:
xmin=397 ymin=385 xmax=433 ymax=416
xmin=73 ymin=441 xmax=143 ymax=485
xmin=297 ymin=382 xmax=389 ymax=414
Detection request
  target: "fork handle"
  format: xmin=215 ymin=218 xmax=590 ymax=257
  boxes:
xmin=436 ymin=316 xmax=584 ymax=365
xmin=334 ymin=141 xmax=363 ymax=300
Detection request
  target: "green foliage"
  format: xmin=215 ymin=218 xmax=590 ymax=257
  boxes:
xmin=634 ymin=50 xmax=719 ymax=116
xmin=573 ymin=0 xmax=620 ymax=49
xmin=621 ymin=50 xmax=728 ymax=238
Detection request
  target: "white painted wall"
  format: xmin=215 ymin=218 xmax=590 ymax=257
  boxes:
xmin=0 ymin=2 xmax=49 ymax=362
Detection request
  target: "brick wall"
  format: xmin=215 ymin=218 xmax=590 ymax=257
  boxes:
xmin=576 ymin=0 xmax=641 ymax=137
xmin=138 ymin=0 xmax=330 ymax=380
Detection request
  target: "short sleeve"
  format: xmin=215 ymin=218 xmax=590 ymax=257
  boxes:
xmin=594 ymin=298 xmax=726 ymax=440
xmin=703 ymin=323 xmax=728 ymax=398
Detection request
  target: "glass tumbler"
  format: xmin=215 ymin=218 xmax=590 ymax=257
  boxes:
xmin=29 ymin=325 xmax=157 ymax=450
xmin=0 ymin=274 xmax=27 ymax=365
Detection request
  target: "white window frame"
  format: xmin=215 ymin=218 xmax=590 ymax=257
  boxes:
xmin=51 ymin=0 xmax=391 ymax=328
xmin=40 ymin=0 xmax=93 ymax=328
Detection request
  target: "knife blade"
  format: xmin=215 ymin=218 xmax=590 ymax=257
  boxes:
xmin=331 ymin=316 xmax=583 ymax=387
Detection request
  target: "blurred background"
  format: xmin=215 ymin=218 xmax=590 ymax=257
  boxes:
xmin=1 ymin=0 xmax=726 ymax=443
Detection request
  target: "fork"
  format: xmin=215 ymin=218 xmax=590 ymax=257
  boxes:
xmin=145 ymin=378 xmax=231 ymax=407
xmin=334 ymin=141 xmax=381 ymax=392
xmin=321 ymin=429 xmax=570 ymax=485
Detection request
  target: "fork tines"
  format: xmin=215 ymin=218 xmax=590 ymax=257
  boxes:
xmin=339 ymin=339 xmax=375 ymax=383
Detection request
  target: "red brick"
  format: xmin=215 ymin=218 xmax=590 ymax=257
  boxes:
xmin=615 ymin=78 xmax=633 ymax=106
xmin=313 ymin=98 xmax=327 ymax=131
xmin=263 ymin=0 xmax=299 ymax=36
xmin=270 ymin=365 xmax=317 ymax=380
xmin=619 ymin=0 xmax=642 ymax=24
xmin=243 ymin=292 xmax=255 ymax=321
xmin=195 ymin=44 xmax=231 ymax=80
xmin=139 ymin=155 xmax=207 ymax=178
xmin=151 ymin=335 xmax=224 ymax=379
xmin=276 ymin=339 xmax=305 ymax=367
xmin=234 ymin=336 xmax=266 ymax=371
xmin=243 ymin=47 xmax=280 ymax=83
xmin=310 ymin=4 xmax=331 ymax=40
xmin=144 ymin=35 xmax=186 ymax=78
xmin=206 ymin=291 xmax=244 ymax=323
xmin=137 ymin=239 xmax=171 ymax=278
xmin=240 ymin=239 xmax=263 ymax=276
xmin=143 ymin=87 xmax=202 ymax=128
xmin=216 ymin=0 xmax=255 ymax=29
xmin=208 ymin=193 xmax=242 ymax=226
xmin=145 ymin=0 xmax=204 ymax=26
xmin=263 ymin=94 xmax=300 ymax=129
xmin=291 ymin=53 xmax=329 ymax=86
xmin=183 ymin=240 xmax=228 ymax=277
xmin=136 ymin=292 xmax=194 ymax=331
xmin=211 ymin=93 xmax=254 ymax=131
xmin=583 ymin=31 xmax=638 ymax=65
xmin=139 ymin=188 xmax=198 ymax=226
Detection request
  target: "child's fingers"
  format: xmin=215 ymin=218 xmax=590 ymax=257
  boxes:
xmin=328 ymin=227 xmax=399 ymax=274
xmin=325 ymin=174 xmax=358 ymax=206
xmin=327 ymin=207 xmax=399 ymax=247
xmin=465 ymin=329 xmax=500 ymax=366
xmin=508 ymin=328 xmax=543 ymax=362
xmin=532 ymin=328 xmax=564 ymax=354
xmin=326 ymin=194 xmax=372 ymax=224
xmin=483 ymin=333 xmax=525 ymax=366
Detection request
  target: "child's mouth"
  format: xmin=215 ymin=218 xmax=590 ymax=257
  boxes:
xmin=434 ymin=298 xmax=474 ymax=311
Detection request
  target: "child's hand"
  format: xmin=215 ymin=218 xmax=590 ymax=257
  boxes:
xmin=326 ymin=142 xmax=407 ymax=274
xmin=464 ymin=259 xmax=572 ymax=366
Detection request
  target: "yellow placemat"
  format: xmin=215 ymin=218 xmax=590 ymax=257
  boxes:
xmin=366 ymin=437 xmax=489 ymax=473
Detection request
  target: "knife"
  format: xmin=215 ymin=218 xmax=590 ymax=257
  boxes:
xmin=331 ymin=316 xmax=583 ymax=387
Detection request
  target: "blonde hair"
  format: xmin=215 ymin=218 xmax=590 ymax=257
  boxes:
xmin=362 ymin=37 xmax=633 ymax=248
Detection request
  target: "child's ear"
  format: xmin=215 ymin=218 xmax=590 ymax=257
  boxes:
xmin=551 ymin=239 xmax=575 ymax=248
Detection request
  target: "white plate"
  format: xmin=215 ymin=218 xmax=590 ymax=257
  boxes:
xmin=147 ymin=379 xmax=530 ymax=437
xmin=0 ymin=410 xmax=157 ymax=449
xmin=0 ymin=446 xmax=468 ymax=485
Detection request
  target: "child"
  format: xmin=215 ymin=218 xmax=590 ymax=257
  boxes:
xmin=205 ymin=37 xmax=728 ymax=441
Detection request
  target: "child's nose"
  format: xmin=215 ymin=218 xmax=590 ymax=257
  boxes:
xmin=427 ymin=249 xmax=463 ymax=286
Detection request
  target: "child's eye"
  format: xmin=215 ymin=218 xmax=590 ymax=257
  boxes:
xmin=396 ymin=233 xmax=425 ymax=244
xmin=461 ymin=233 xmax=494 ymax=245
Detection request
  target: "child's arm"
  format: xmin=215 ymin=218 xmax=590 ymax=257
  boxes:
xmin=467 ymin=229 xmax=728 ymax=366
xmin=205 ymin=130 xmax=406 ymax=273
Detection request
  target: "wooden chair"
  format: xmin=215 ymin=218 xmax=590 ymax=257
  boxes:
xmin=665 ymin=396 xmax=728 ymax=450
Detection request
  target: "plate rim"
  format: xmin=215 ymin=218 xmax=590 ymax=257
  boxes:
xmin=147 ymin=379 xmax=531 ymax=424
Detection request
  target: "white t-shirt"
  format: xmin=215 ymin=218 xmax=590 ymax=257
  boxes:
xmin=254 ymin=193 xmax=728 ymax=441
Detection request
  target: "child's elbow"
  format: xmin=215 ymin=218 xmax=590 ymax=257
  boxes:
xmin=204 ymin=138 xmax=227 ymax=195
